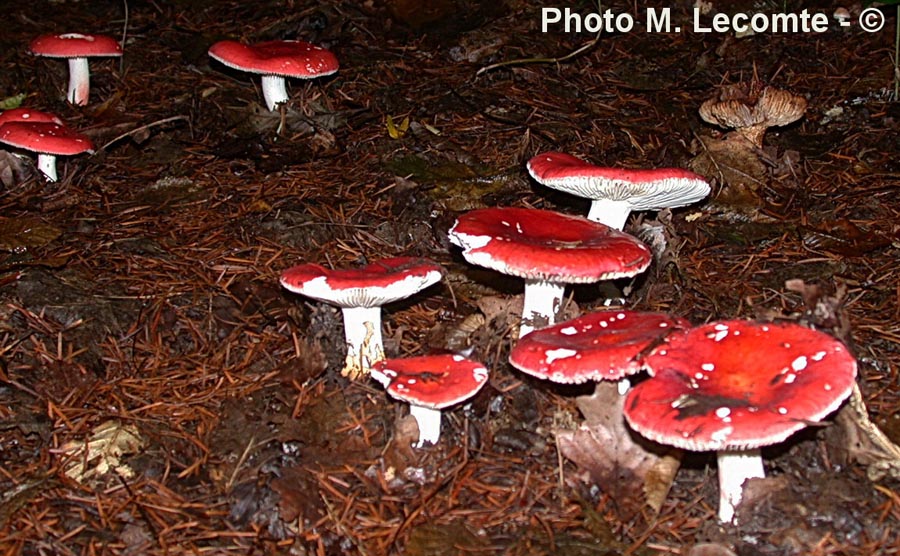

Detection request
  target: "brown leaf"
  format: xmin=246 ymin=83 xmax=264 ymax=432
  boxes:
xmin=690 ymin=134 xmax=766 ymax=208
xmin=557 ymin=382 xmax=681 ymax=521
xmin=0 ymin=150 xmax=28 ymax=187
xmin=799 ymin=218 xmax=891 ymax=256
xmin=405 ymin=521 xmax=488 ymax=556
xmin=0 ymin=217 xmax=62 ymax=253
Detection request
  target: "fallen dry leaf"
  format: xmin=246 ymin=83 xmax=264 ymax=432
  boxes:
xmin=691 ymin=134 xmax=766 ymax=208
xmin=59 ymin=421 xmax=145 ymax=482
xmin=556 ymin=382 xmax=681 ymax=520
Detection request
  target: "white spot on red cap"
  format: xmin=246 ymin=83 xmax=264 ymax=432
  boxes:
xmin=811 ymin=350 xmax=827 ymax=361
xmin=544 ymin=348 xmax=577 ymax=363
xmin=791 ymin=356 xmax=808 ymax=371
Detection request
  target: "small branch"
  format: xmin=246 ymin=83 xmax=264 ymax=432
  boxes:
xmin=476 ymin=0 xmax=604 ymax=76
xmin=98 ymin=115 xmax=189 ymax=152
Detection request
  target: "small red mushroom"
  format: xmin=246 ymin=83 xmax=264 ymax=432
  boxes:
xmin=623 ymin=320 xmax=857 ymax=523
xmin=448 ymin=207 xmax=651 ymax=337
xmin=0 ymin=116 xmax=93 ymax=182
xmin=29 ymin=33 xmax=123 ymax=106
xmin=370 ymin=354 xmax=489 ymax=447
xmin=527 ymin=152 xmax=710 ymax=229
xmin=280 ymin=257 xmax=443 ymax=380
xmin=208 ymin=40 xmax=339 ymax=111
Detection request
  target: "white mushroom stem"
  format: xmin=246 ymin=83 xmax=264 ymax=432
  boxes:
xmin=260 ymin=75 xmax=289 ymax=111
xmin=66 ymin=57 xmax=92 ymax=106
xmin=36 ymin=154 xmax=59 ymax=182
xmin=339 ymin=306 xmax=384 ymax=379
xmin=587 ymin=198 xmax=633 ymax=230
xmin=716 ymin=448 xmax=765 ymax=523
xmin=520 ymin=279 xmax=566 ymax=338
xmin=409 ymin=404 xmax=442 ymax=448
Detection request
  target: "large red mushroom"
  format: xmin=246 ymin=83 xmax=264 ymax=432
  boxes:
xmin=623 ymin=320 xmax=857 ymax=523
xmin=448 ymin=207 xmax=651 ymax=337
xmin=527 ymin=152 xmax=710 ymax=230
xmin=208 ymin=40 xmax=339 ymax=111
xmin=280 ymin=257 xmax=443 ymax=380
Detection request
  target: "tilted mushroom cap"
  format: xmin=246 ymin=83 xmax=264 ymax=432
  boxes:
xmin=623 ymin=320 xmax=857 ymax=452
xmin=448 ymin=207 xmax=652 ymax=283
xmin=208 ymin=40 xmax=339 ymax=79
xmin=280 ymin=256 xmax=443 ymax=308
xmin=280 ymin=257 xmax=444 ymax=380
xmin=374 ymin=354 xmax=489 ymax=410
xmin=755 ymin=86 xmax=808 ymax=128
xmin=527 ymin=152 xmax=710 ymax=229
xmin=699 ymin=84 xmax=806 ymax=139
xmin=509 ymin=310 xmax=690 ymax=384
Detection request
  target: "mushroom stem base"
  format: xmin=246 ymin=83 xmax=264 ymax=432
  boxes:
xmin=261 ymin=75 xmax=289 ymax=111
xmin=409 ymin=405 xmax=442 ymax=448
xmin=340 ymin=306 xmax=384 ymax=380
xmin=716 ymin=449 xmax=765 ymax=523
xmin=37 ymin=154 xmax=59 ymax=182
xmin=520 ymin=280 xmax=565 ymax=338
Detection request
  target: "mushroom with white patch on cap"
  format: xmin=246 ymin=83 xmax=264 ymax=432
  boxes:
xmin=509 ymin=310 xmax=690 ymax=393
xmin=370 ymin=354 xmax=489 ymax=447
xmin=29 ymin=33 xmax=123 ymax=106
xmin=527 ymin=152 xmax=710 ymax=230
xmin=0 ymin=109 xmax=94 ymax=182
xmin=280 ymin=257 xmax=443 ymax=380
xmin=447 ymin=207 xmax=652 ymax=337
xmin=622 ymin=320 xmax=857 ymax=523
xmin=208 ymin=40 xmax=339 ymax=111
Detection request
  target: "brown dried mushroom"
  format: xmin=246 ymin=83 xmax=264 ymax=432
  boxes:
xmin=699 ymin=83 xmax=807 ymax=147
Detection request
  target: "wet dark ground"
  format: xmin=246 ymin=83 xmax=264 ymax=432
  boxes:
xmin=1 ymin=0 xmax=900 ymax=554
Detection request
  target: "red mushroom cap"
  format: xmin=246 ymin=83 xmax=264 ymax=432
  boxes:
xmin=509 ymin=310 xmax=691 ymax=384
xmin=447 ymin=207 xmax=651 ymax=283
xmin=279 ymin=256 xmax=443 ymax=308
xmin=208 ymin=40 xmax=339 ymax=78
xmin=29 ymin=33 xmax=123 ymax=58
xmin=527 ymin=152 xmax=709 ymax=210
xmin=624 ymin=320 xmax=857 ymax=451
xmin=0 ymin=121 xmax=94 ymax=155
xmin=372 ymin=354 xmax=489 ymax=409
xmin=0 ymin=108 xmax=63 ymax=126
